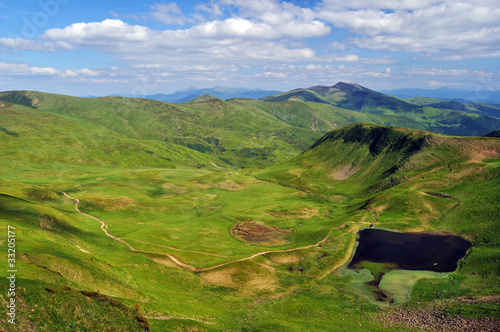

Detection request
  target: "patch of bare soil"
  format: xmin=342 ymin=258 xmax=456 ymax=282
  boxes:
xmin=329 ymin=163 xmax=360 ymax=180
xmin=425 ymin=192 xmax=459 ymax=202
xmin=445 ymin=166 xmax=484 ymax=179
xmin=199 ymin=264 xmax=277 ymax=293
xmin=230 ymin=221 xmax=292 ymax=246
xmin=161 ymin=183 xmax=189 ymax=196
xmin=467 ymin=144 xmax=499 ymax=163
xmin=266 ymin=206 xmax=321 ymax=218
xmin=214 ymin=180 xmax=243 ymax=191
xmin=286 ymin=169 xmax=302 ymax=177
xmin=267 ymin=252 xmax=302 ymax=264
xmin=374 ymin=297 xmax=500 ymax=332
xmin=151 ymin=256 xmax=179 ymax=268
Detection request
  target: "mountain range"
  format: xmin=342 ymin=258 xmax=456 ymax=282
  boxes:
xmin=102 ymin=84 xmax=500 ymax=105
xmin=380 ymin=86 xmax=500 ymax=104
xmin=0 ymin=82 xmax=499 ymax=331
xmin=108 ymin=86 xmax=282 ymax=103
xmin=261 ymin=82 xmax=500 ymax=136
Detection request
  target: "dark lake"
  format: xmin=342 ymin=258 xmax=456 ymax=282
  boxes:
xmin=348 ymin=229 xmax=472 ymax=272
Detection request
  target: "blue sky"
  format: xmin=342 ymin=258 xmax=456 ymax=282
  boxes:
xmin=1 ymin=0 xmax=499 ymax=97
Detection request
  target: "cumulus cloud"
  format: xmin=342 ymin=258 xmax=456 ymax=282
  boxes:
xmin=317 ymin=0 xmax=438 ymax=11
xmin=39 ymin=0 xmax=500 ymax=68
xmin=258 ymin=71 xmax=287 ymax=78
xmin=0 ymin=62 xmax=60 ymax=76
xmin=0 ymin=62 xmax=105 ymax=79
xmin=149 ymin=3 xmax=187 ymax=25
xmin=0 ymin=37 xmax=72 ymax=52
xmin=41 ymin=18 xmax=324 ymax=65
xmin=4 ymin=0 xmax=498 ymax=94
xmin=42 ymin=20 xmax=149 ymax=47
xmin=403 ymin=68 xmax=494 ymax=77
xmin=62 ymin=68 xmax=100 ymax=77
xmin=316 ymin=0 xmax=500 ymax=58
xmin=42 ymin=16 xmax=329 ymax=44
xmin=39 ymin=0 xmax=330 ymax=68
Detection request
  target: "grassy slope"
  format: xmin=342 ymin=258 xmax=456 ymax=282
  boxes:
xmin=406 ymin=97 xmax=500 ymax=118
xmin=0 ymin=92 xmax=499 ymax=331
xmin=0 ymin=105 xmax=385 ymax=330
xmin=262 ymin=83 xmax=500 ymax=136
xmin=0 ymin=91 xmax=321 ymax=168
xmin=0 ymin=102 xmax=224 ymax=172
xmin=257 ymin=123 xmax=500 ymax=313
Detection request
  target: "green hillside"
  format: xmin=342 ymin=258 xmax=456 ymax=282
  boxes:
xmin=262 ymin=82 xmax=500 ymax=136
xmin=405 ymin=97 xmax=500 ymax=119
xmin=0 ymin=91 xmax=321 ymax=168
xmin=0 ymin=91 xmax=499 ymax=331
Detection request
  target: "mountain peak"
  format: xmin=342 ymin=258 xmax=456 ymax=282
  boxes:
xmin=332 ymin=82 xmax=365 ymax=92
xmin=185 ymin=94 xmax=221 ymax=103
xmin=308 ymin=123 xmax=430 ymax=156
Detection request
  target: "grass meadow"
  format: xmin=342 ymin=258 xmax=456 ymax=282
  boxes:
xmin=0 ymin=94 xmax=498 ymax=331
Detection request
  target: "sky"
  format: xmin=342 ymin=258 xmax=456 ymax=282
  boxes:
xmin=1 ymin=0 xmax=499 ymax=97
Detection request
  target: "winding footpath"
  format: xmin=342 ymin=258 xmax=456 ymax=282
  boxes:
xmin=62 ymin=192 xmax=331 ymax=273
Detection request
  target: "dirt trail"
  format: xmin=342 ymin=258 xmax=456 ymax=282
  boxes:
xmin=123 ymin=238 xmax=231 ymax=257
xmin=407 ymin=165 xmax=446 ymax=182
xmin=196 ymin=233 xmax=330 ymax=272
xmin=62 ymin=192 xmax=331 ymax=273
xmin=210 ymin=161 xmax=223 ymax=169
xmin=62 ymin=192 xmax=198 ymax=272
xmin=145 ymin=315 xmax=216 ymax=325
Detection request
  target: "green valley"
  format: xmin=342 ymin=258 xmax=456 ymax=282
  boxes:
xmin=0 ymin=86 xmax=499 ymax=331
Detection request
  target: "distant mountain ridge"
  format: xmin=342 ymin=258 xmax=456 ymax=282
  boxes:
xmin=262 ymin=82 xmax=421 ymax=113
xmin=380 ymin=87 xmax=500 ymax=104
xmin=111 ymin=86 xmax=282 ymax=103
xmin=3 ymin=81 xmax=500 ymax=146
xmin=261 ymin=82 xmax=500 ymax=135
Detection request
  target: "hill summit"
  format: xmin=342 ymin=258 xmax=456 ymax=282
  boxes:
xmin=262 ymin=82 xmax=419 ymax=114
xmin=258 ymin=123 xmax=500 ymax=196
xmin=185 ymin=94 xmax=220 ymax=103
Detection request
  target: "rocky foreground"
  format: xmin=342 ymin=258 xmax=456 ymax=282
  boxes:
xmin=374 ymin=296 xmax=500 ymax=331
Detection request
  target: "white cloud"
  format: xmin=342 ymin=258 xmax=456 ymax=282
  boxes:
xmin=317 ymin=0 xmax=438 ymax=11
xmin=426 ymin=80 xmax=463 ymax=87
xmin=190 ymin=17 xmax=329 ymax=39
xmin=195 ymin=2 xmax=224 ymax=18
xmin=43 ymin=17 xmax=329 ymax=45
xmin=0 ymin=63 xmax=59 ymax=76
xmin=62 ymin=68 xmax=100 ymax=77
xmin=400 ymin=67 xmax=500 ymax=90
xmin=404 ymin=68 xmax=473 ymax=76
xmin=62 ymin=69 xmax=78 ymax=77
xmin=42 ymin=20 xmax=149 ymax=47
xmin=218 ymin=0 xmax=281 ymax=16
xmin=316 ymin=0 xmax=500 ymax=58
xmin=363 ymin=71 xmax=390 ymax=78
xmin=0 ymin=62 xmax=31 ymax=74
xmin=0 ymin=37 xmax=72 ymax=52
xmin=258 ymin=71 xmax=287 ymax=78
xmin=150 ymin=3 xmax=187 ymax=25
xmin=77 ymin=68 xmax=100 ymax=76
xmin=29 ymin=66 xmax=59 ymax=75
xmin=41 ymin=18 xmax=325 ymax=65
xmin=320 ymin=53 xmax=396 ymax=64
xmin=0 ymin=62 xmax=105 ymax=80
xmin=3 ymin=0 xmax=498 ymax=94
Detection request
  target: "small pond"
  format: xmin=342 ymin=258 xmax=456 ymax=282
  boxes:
xmin=347 ymin=228 xmax=472 ymax=303
xmin=348 ymin=228 xmax=472 ymax=272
